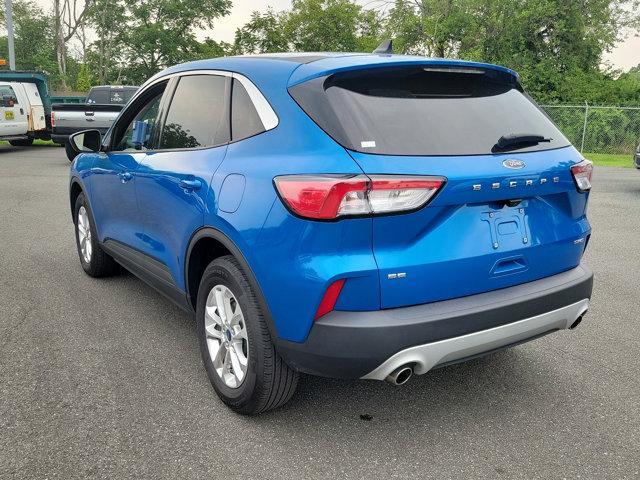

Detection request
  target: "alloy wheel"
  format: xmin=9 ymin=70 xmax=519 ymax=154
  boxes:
xmin=77 ymin=206 xmax=92 ymax=263
xmin=204 ymin=284 xmax=249 ymax=388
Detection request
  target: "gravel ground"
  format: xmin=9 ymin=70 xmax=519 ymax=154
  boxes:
xmin=1 ymin=145 xmax=638 ymax=479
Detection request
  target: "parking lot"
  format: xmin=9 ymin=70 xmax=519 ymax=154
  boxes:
xmin=0 ymin=145 xmax=638 ymax=479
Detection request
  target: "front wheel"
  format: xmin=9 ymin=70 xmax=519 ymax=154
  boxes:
xmin=196 ymin=256 xmax=299 ymax=415
xmin=73 ymin=193 xmax=119 ymax=277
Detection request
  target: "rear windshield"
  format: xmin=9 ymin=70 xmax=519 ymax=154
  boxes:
xmin=289 ymin=66 xmax=570 ymax=156
xmin=87 ymin=87 xmax=138 ymax=105
xmin=110 ymin=87 xmax=138 ymax=104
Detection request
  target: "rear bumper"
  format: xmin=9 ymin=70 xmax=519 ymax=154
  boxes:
xmin=276 ymin=265 xmax=593 ymax=379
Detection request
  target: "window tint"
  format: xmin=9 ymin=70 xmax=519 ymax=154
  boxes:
xmin=0 ymin=85 xmax=19 ymax=105
xmin=290 ymin=66 xmax=570 ymax=156
xmin=159 ymin=75 xmax=228 ymax=150
xmin=87 ymin=88 xmax=109 ymax=104
xmin=113 ymin=91 xmax=164 ymax=152
xmin=109 ymin=87 xmax=136 ymax=105
xmin=231 ymin=79 xmax=264 ymax=141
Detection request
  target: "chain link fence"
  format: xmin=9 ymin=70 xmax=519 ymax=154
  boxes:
xmin=540 ymin=104 xmax=640 ymax=155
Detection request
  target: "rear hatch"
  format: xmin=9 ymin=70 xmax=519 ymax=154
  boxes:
xmin=290 ymin=63 xmax=591 ymax=309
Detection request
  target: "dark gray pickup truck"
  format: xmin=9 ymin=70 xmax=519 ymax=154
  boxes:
xmin=51 ymin=85 xmax=138 ymax=158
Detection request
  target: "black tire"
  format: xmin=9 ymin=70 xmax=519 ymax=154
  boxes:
xmin=66 ymin=141 xmax=78 ymax=162
xmin=73 ymin=193 xmax=119 ymax=277
xmin=9 ymin=138 xmax=33 ymax=147
xmin=196 ymin=255 xmax=299 ymax=415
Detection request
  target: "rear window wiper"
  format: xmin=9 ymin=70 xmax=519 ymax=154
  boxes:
xmin=494 ymin=133 xmax=552 ymax=151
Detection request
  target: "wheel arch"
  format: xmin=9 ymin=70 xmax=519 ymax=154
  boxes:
xmin=69 ymin=177 xmax=84 ymax=221
xmin=185 ymin=227 xmax=280 ymax=340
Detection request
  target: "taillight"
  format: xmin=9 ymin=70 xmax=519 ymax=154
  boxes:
xmin=50 ymin=111 xmax=55 ymax=128
xmin=274 ymin=174 xmax=445 ymax=220
xmin=571 ymin=160 xmax=593 ymax=192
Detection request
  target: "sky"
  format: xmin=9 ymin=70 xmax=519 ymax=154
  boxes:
xmin=33 ymin=0 xmax=640 ymax=71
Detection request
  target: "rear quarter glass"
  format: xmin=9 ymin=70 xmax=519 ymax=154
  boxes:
xmin=289 ymin=65 xmax=570 ymax=156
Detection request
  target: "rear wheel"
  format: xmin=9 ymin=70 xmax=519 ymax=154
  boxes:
xmin=196 ymin=256 xmax=299 ymax=414
xmin=9 ymin=138 xmax=33 ymax=147
xmin=73 ymin=193 xmax=119 ymax=277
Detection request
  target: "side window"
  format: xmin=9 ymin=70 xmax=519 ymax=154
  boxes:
xmin=158 ymin=75 xmax=228 ymax=150
xmin=0 ymin=85 xmax=19 ymax=105
xmin=112 ymin=89 xmax=164 ymax=152
xmin=231 ymin=79 xmax=265 ymax=141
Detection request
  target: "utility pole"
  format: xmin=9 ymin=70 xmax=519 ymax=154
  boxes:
xmin=4 ymin=0 xmax=16 ymax=70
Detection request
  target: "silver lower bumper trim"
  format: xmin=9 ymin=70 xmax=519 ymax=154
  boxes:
xmin=362 ymin=299 xmax=589 ymax=381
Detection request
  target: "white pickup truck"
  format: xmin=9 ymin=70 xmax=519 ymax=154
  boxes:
xmin=0 ymin=81 xmax=47 ymax=146
xmin=51 ymin=85 xmax=138 ymax=158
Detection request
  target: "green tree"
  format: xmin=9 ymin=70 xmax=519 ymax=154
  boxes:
xmin=122 ymin=0 xmax=231 ymax=83
xmin=233 ymin=0 xmax=381 ymax=54
xmin=85 ymin=0 xmax=128 ymax=85
xmin=384 ymin=0 xmax=640 ymax=104
xmin=0 ymin=1 xmax=58 ymax=81
xmin=196 ymin=39 xmax=234 ymax=59
xmin=233 ymin=9 xmax=289 ymax=54
xmin=75 ymin=63 xmax=91 ymax=91
xmin=86 ymin=0 xmax=231 ymax=85
xmin=286 ymin=0 xmax=381 ymax=52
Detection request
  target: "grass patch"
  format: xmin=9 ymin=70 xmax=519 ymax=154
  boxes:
xmin=583 ymin=152 xmax=635 ymax=168
xmin=0 ymin=139 xmax=61 ymax=147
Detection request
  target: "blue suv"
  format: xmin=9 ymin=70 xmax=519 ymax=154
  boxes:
xmin=68 ymin=53 xmax=593 ymax=414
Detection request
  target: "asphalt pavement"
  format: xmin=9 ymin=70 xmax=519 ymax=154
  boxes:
xmin=0 ymin=145 xmax=638 ymax=479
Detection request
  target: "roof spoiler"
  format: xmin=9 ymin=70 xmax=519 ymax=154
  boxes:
xmin=373 ymin=40 xmax=393 ymax=55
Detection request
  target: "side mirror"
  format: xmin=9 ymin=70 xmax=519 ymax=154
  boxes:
xmin=69 ymin=129 xmax=102 ymax=154
xmin=131 ymin=120 xmax=148 ymax=150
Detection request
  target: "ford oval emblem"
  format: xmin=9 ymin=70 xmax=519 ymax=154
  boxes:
xmin=502 ymin=159 xmax=525 ymax=169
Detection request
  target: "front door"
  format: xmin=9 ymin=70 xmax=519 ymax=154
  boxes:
xmin=0 ymin=84 xmax=28 ymax=137
xmin=89 ymin=86 xmax=166 ymax=250
xmin=134 ymin=73 xmax=231 ymax=290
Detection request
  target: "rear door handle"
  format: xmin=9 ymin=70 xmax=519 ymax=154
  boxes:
xmin=118 ymin=172 xmax=133 ymax=183
xmin=179 ymin=179 xmax=202 ymax=191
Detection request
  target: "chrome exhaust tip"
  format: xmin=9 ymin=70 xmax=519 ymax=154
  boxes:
xmin=570 ymin=313 xmax=585 ymax=329
xmin=385 ymin=365 xmax=413 ymax=385
xmin=570 ymin=308 xmax=588 ymax=329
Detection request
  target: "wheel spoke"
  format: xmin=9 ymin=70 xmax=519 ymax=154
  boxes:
xmin=205 ymin=304 xmax=223 ymax=326
xmin=214 ymin=288 xmax=227 ymax=324
xmin=232 ymin=324 xmax=247 ymax=341
xmin=228 ymin=347 xmax=245 ymax=382
xmin=229 ymin=312 xmax=243 ymax=328
xmin=205 ymin=323 xmax=223 ymax=340
xmin=231 ymin=340 xmax=248 ymax=366
xmin=212 ymin=343 xmax=227 ymax=369
xmin=223 ymin=294 xmax=234 ymax=322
